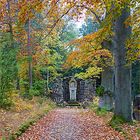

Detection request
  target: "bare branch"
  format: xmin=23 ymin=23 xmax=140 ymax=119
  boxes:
xmin=42 ymin=6 xmax=74 ymax=40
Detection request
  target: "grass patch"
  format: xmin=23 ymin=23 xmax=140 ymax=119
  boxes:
xmin=109 ymin=115 xmax=127 ymax=128
xmin=136 ymin=127 xmax=140 ymax=137
xmin=109 ymin=116 xmax=126 ymax=133
xmin=109 ymin=115 xmax=126 ymax=133
xmin=13 ymin=119 xmax=37 ymax=138
xmin=9 ymin=104 xmax=55 ymax=140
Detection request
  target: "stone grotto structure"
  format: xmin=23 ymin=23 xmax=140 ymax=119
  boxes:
xmin=51 ymin=77 xmax=96 ymax=104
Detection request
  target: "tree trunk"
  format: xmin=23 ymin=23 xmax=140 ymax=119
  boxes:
xmin=27 ymin=19 xmax=33 ymax=89
xmin=7 ymin=0 xmax=13 ymax=41
xmin=7 ymin=0 xmax=19 ymax=90
xmin=46 ymin=70 xmax=49 ymax=94
xmin=113 ymin=8 xmax=132 ymax=121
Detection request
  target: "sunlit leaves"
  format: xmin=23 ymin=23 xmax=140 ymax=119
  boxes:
xmin=0 ymin=0 xmax=6 ymax=21
xmin=18 ymin=0 xmax=44 ymax=24
xmin=75 ymin=66 xmax=102 ymax=79
xmin=126 ymin=1 xmax=140 ymax=62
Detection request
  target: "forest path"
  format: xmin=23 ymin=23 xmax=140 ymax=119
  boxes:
xmin=18 ymin=108 xmax=124 ymax=140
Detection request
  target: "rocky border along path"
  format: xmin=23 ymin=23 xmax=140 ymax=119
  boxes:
xmin=18 ymin=108 xmax=125 ymax=140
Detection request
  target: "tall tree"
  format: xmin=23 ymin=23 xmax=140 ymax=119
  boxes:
xmin=113 ymin=3 xmax=132 ymax=121
xmin=27 ymin=19 xmax=33 ymax=89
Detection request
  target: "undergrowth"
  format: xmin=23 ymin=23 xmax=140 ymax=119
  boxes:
xmin=109 ymin=115 xmax=126 ymax=131
xmin=109 ymin=115 xmax=133 ymax=139
xmin=0 ymin=97 xmax=56 ymax=139
xmin=89 ymin=98 xmax=108 ymax=117
xmin=9 ymin=109 xmax=50 ymax=140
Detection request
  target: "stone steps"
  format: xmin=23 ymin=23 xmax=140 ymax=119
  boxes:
xmin=66 ymin=101 xmax=81 ymax=107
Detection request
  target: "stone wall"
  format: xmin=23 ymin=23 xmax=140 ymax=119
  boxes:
xmin=133 ymin=95 xmax=140 ymax=121
xmin=51 ymin=78 xmax=63 ymax=103
xmin=83 ymin=79 xmax=96 ymax=101
xmin=63 ymin=77 xmax=71 ymax=102
xmin=62 ymin=78 xmax=96 ymax=102
xmin=51 ymin=77 xmax=96 ymax=103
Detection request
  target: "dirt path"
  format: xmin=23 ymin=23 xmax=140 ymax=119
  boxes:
xmin=18 ymin=108 xmax=125 ymax=140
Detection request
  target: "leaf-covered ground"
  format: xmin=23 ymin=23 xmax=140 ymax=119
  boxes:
xmin=18 ymin=108 xmax=125 ymax=140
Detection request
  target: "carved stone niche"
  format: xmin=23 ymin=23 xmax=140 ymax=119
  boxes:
xmin=69 ymin=78 xmax=77 ymax=101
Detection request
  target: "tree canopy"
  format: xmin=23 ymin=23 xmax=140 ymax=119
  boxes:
xmin=0 ymin=0 xmax=140 ymax=121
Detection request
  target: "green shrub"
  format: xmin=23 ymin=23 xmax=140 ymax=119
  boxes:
xmin=22 ymin=92 xmax=33 ymax=100
xmin=32 ymin=80 xmax=46 ymax=96
xmin=96 ymin=86 xmax=105 ymax=97
xmin=0 ymin=33 xmax=18 ymax=109
xmin=96 ymin=108 xmax=108 ymax=116
xmin=29 ymin=89 xmax=40 ymax=96
xmin=0 ymin=96 xmax=13 ymax=109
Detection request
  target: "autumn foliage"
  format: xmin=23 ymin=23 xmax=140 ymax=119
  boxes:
xmin=0 ymin=0 xmax=140 ymax=128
